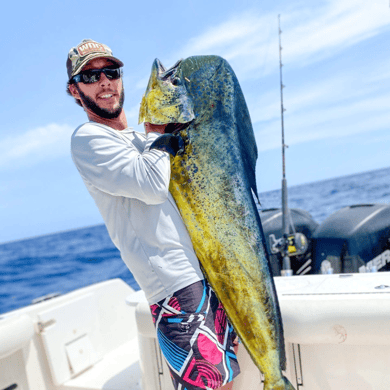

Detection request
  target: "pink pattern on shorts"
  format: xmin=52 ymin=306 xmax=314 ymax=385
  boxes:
xmin=198 ymin=333 xmax=223 ymax=364
xmin=150 ymin=304 xmax=159 ymax=323
xmin=162 ymin=297 xmax=181 ymax=317
xmin=215 ymin=303 xmax=227 ymax=344
xmin=182 ymin=357 xmax=223 ymax=389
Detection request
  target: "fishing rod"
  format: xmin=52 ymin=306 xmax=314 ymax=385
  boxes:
xmin=278 ymin=15 xmax=291 ymax=273
xmin=268 ymin=15 xmax=309 ymax=276
xmin=278 ymin=14 xmax=293 ymax=276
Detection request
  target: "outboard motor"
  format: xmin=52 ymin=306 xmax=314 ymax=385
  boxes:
xmin=312 ymin=204 xmax=390 ymax=274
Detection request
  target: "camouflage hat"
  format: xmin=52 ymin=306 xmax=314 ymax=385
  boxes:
xmin=67 ymin=39 xmax=124 ymax=80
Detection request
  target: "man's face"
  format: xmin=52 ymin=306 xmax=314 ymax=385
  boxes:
xmin=70 ymin=58 xmax=124 ymax=119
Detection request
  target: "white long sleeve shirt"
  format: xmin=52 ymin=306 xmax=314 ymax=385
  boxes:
xmin=71 ymin=122 xmax=204 ymax=304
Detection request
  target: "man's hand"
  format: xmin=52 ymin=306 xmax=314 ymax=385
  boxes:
xmin=144 ymin=122 xmax=167 ymax=134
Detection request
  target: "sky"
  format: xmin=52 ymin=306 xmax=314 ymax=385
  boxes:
xmin=1 ymin=0 xmax=389 ymax=243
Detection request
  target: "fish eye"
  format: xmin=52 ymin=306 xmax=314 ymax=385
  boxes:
xmin=172 ymin=77 xmax=181 ymax=86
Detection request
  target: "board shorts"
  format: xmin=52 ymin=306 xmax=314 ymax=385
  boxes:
xmin=150 ymin=279 xmax=240 ymax=390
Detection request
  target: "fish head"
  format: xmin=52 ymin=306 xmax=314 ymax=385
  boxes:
xmin=138 ymin=58 xmax=195 ymax=126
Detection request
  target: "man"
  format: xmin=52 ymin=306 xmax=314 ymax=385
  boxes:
xmin=68 ymin=39 xmax=240 ymax=390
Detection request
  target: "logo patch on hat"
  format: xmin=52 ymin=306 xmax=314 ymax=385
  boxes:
xmin=67 ymin=39 xmax=123 ymax=80
xmin=77 ymin=41 xmax=107 ymax=57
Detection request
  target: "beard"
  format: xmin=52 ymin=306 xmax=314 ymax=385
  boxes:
xmin=75 ymin=84 xmax=125 ymax=119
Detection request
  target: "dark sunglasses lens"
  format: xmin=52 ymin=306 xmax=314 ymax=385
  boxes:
xmin=103 ymin=68 xmax=121 ymax=79
xmin=82 ymin=71 xmax=99 ymax=84
xmin=76 ymin=67 xmax=121 ymax=84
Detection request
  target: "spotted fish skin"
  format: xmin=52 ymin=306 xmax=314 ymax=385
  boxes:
xmin=142 ymin=55 xmax=296 ymax=390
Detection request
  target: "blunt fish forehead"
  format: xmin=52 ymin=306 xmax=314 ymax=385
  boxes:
xmin=138 ymin=58 xmax=195 ymax=125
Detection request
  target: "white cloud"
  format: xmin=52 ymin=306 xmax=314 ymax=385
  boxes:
xmin=282 ymin=0 xmax=390 ymax=66
xmin=172 ymin=0 xmax=390 ymax=81
xmin=249 ymin=65 xmax=375 ymax=125
xmin=126 ymin=0 xmax=390 ymax=146
xmin=253 ymin=91 xmax=390 ymax=152
xmin=4 ymin=0 xmax=388 ymax=171
xmin=247 ymin=35 xmax=390 ymax=149
xmin=179 ymin=12 xmax=268 ymax=56
xmin=173 ymin=12 xmax=276 ymax=80
xmin=0 ymin=123 xmax=74 ymax=169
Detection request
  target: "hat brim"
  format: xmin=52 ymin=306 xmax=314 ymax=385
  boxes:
xmin=72 ymin=53 xmax=124 ymax=78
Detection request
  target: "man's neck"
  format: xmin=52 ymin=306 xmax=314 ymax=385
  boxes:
xmin=87 ymin=110 xmax=128 ymax=130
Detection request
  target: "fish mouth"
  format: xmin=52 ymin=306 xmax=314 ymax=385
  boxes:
xmin=155 ymin=58 xmax=182 ymax=81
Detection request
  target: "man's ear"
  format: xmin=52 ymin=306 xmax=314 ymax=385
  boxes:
xmin=69 ymin=83 xmax=81 ymax=99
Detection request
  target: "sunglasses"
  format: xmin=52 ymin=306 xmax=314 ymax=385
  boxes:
xmin=72 ymin=66 xmax=122 ymax=84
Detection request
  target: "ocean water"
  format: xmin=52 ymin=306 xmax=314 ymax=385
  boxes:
xmin=1 ymin=167 xmax=389 ymax=315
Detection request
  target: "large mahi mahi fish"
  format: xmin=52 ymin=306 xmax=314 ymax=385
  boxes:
xmin=139 ymin=56 xmax=295 ymax=390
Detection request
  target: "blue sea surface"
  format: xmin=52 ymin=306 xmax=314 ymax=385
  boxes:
xmin=1 ymin=167 xmax=389 ymax=315
xmin=259 ymin=167 xmax=390 ymax=223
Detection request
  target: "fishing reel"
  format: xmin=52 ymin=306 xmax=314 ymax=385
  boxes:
xmin=269 ymin=232 xmax=309 ymax=257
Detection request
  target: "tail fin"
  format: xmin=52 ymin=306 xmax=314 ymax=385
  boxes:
xmin=264 ymin=376 xmax=296 ymax=390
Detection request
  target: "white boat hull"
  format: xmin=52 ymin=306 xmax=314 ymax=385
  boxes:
xmin=1 ymin=272 xmax=390 ymax=390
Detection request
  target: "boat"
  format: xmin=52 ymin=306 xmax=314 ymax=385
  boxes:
xmin=2 ymin=273 xmax=390 ymax=390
